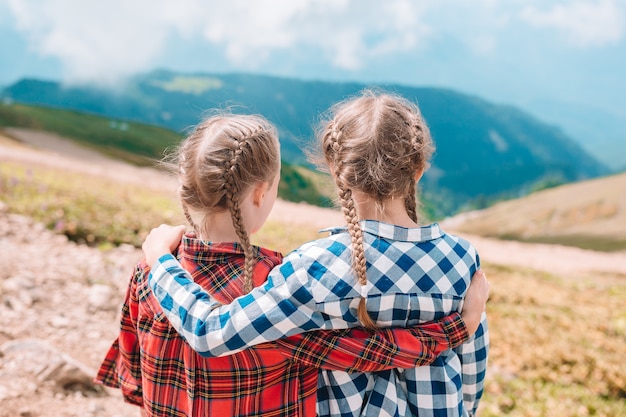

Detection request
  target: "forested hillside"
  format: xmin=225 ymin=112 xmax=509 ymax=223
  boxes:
xmin=2 ymin=71 xmax=609 ymax=216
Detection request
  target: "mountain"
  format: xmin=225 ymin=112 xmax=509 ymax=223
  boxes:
xmin=443 ymin=171 xmax=626 ymax=252
xmin=0 ymin=104 xmax=332 ymax=208
xmin=1 ymin=70 xmax=610 ymax=217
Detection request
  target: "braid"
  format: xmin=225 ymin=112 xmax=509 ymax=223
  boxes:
xmin=394 ymin=106 xmax=426 ymax=224
xmin=406 ymin=122 xmax=421 ymax=223
xmin=329 ymin=124 xmax=377 ymax=329
xmin=405 ymin=175 xmax=418 ymax=223
xmin=314 ymin=91 xmax=436 ymax=329
xmin=182 ymin=205 xmax=200 ymax=234
xmin=223 ymin=137 xmax=255 ymax=294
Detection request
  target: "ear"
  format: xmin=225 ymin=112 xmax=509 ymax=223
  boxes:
xmin=252 ymin=181 xmax=270 ymax=207
xmin=414 ymin=168 xmax=425 ymax=182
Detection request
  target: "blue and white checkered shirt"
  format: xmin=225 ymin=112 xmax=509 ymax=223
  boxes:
xmin=149 ymin=221 xmax=489 ymax=417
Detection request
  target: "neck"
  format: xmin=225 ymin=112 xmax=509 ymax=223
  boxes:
xmin=196 ymin=211 xmax=239 ymax=242
xmin=352 ymin=191 xmax=419 ymax=228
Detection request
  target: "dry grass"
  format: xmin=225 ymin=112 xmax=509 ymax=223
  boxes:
xmin=479 ymin=263 xmax=626 ymax=416
xmin=449 ymin=172 xmax=626 ymax=252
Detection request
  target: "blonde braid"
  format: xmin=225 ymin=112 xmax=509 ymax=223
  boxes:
xmin=329 ymin=124 xmax=377 ymax=329
xmin=182 ymin=205 xmax=200 ymax=234
xmin=223 ymin=137 xmax=255 ymax=294
xmin=404 ymin=120 xmax=423 ymax=223
xmin=404 ymin=175 xmax=418 ymax=223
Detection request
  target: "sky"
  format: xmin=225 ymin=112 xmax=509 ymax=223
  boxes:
xmin=1 ymin=0 xmax=625 ymax=168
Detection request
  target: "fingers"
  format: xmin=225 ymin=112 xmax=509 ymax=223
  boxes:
xmin=142 ymin=224 xmax=186 ymax=267
xmin=469 ymin=269 xmax=490 ymax=305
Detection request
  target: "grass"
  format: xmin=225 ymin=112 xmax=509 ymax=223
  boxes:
xmin=479 ymin=264 xmax=626 ymax=416
xmin=0 ymin=102 xmax=182 ymax=165
xmin=2 ymin=152 xmax=625 ymax=416
xmin=497 ymin=233 xmax=626 ymax=253
xmin=451 ymin=172 xmax=626 ymax=252
xmin=0 ymin=160 xmax=183 ymax=248
xmin=0 ymin=158 xmax=320 ymax=251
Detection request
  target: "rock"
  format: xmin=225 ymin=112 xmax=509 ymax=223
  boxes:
xmin=0 ymin=339 xmax=107 ymax=397
xmin=88 ymin=284 xmax=116 ymax=312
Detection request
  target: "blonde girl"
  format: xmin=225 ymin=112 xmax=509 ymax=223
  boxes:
xmin=97 ymin=112 xmax=487 ymax=417
xmin=142 ymin=92 xmax=489 ymax=417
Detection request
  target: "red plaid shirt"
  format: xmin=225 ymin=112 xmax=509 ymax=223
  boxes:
xmin=96 ymin=236 xmax=468 ymax=417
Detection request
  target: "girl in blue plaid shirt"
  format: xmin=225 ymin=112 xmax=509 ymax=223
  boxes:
xmin=144 ymin=90 xmax=489 ymax=417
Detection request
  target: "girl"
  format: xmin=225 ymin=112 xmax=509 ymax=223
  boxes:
xmin=97 ymin=112 xmax=488 ymax=417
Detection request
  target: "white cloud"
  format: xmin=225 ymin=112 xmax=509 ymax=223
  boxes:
xmin=520 ymin=0 xmax=625 ymax=47
xmin=3 ymin=0 xmax=432 ymax=84
xmin=5 ymin=0 xmax=203 ymax=84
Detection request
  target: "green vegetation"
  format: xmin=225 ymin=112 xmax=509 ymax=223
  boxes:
xmin=149 ymin=75 xmax=224 ymax=95
xmin=4 ymin=72 xmax=610 ymax=217
xmin=278 ymin=161 xmax=334 ymax=207
xmin=0 ymin=103 xmax=182 ymax=165
xmin=0 ymin=161 xmax=183 ymax=248
xmin=0 ymin=158 xmax=322 ymax=252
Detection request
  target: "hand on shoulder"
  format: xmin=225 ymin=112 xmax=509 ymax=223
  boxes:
xmin=142 ymin=224 xmax=186 ymax=267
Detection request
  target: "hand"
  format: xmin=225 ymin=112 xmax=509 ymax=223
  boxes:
xmin=460 ymin=270 xmax=490 ymax=335
xmin=142 ymin=224 xmax=186 ymax=267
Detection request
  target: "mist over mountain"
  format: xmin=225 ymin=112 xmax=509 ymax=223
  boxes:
xmin=1 ymin=70 xmax=610 ymax=216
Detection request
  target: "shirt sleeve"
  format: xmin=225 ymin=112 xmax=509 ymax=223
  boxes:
xmin=274 ymin=312 xmax=470 ymax=372
xmin=148 ymin=253 xmax=334 ymax=357
xmin=94 ymin=264 xmax=145 ymax=407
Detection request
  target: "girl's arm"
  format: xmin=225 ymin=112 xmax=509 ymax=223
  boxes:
xmin=275 ymin=313 xmax=468 ymax=372
xmin=144 ymin=224 xmax=336 ymax=357
xmin=95 ymin=264 xmax=146 ymax=407
xmin=144 ymin=225 xmax=489 ymax=361
xmin=454 ymin=258 xmax=490 ymax=416
xmin=149 ymin=252 xmax=329 ymax=356
xmin=276 ymin=270 xmax=489 ymax=372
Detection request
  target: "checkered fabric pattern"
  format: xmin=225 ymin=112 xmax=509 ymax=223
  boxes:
xmin=149 ymin=222 xmax=489 ymax=417
xmin=97 ymin=234 xmax=471 ymax=417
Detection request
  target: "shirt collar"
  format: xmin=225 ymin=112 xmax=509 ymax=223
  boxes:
xmin=319 ymin=220 xmax=444 ymax=242
xmin=179 ymin=234 xmax=281 ymax=263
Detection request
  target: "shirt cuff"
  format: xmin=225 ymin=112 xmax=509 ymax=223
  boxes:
xmin=443 ymin=312 xmax=470 ymax=348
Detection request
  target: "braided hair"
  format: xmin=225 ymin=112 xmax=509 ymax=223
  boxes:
xmin=173 ymin=113 xmax=280 ymax=293
xmin=315 ymin=90 xmax=434 ymax=329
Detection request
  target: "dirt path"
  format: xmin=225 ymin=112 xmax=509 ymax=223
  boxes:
xmin=446 ymin=230 xmax=626 ymax=277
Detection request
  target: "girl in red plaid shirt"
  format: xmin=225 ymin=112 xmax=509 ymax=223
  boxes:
xmin=96 ymin=112 xmax=488 ymax=416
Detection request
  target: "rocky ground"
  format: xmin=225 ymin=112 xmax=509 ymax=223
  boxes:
xmin=0 ymin=203 xmax=142 ymax=416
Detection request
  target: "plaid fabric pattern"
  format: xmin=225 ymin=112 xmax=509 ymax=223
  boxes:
xmin=97 ymin=234 xmax=470 ymax=417
xmin=149 ymin=222 xmax=489 ymax=417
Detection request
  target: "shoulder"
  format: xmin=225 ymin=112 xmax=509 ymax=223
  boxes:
xmin=256 ymin=245 xmax=284 ymax=267
xmin=268 ymin=233 xmax=352 ymax=282
xmin=436 ymin=226 xmax=480 ymax=263
xmin=289 ymin=232 xmax=352 ymax=265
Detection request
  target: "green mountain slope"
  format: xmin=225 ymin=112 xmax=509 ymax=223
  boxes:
xmin=2 ymin=71 xmax=610 ymax=216
xmin=0 ymin=102 xmax=181 ymax=165
xmin=0 ymin=102 xmax=332 ymax=207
